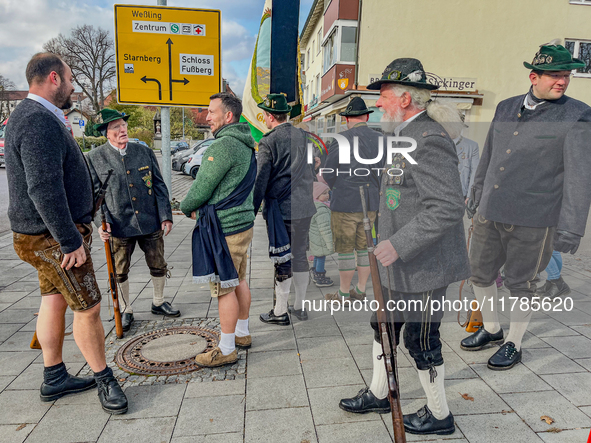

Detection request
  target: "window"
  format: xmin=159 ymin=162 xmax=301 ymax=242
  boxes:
xmin=311 ymin=40 xmax=315 ymax=62
xmin=316 ymin=74 xmax=320 ymax=98
xmin=565 ymin=39 xmax=591 ymax=77
xmin=323 ymin=29 xmax=337 ymax=73
xmin=317 ymin=30 xmax=322 ymax=54
xmin=307 ymin=49 xmax=310 ymax=69
xmin=569 ymin=0 xmax=591 ymax=4
xmin=340 ymin=27 xmax=357 ymax=62
xmin=326 ymin=115 xmax=336 ymax=133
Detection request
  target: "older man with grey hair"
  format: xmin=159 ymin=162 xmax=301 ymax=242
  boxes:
xmin=339 ymin=58 xmax=470 ymax=437
xmin=87 ymin=109 xmax=179 ymax=333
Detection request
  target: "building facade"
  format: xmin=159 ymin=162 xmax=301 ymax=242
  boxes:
xmin=300 ymin=0 xmax=591 ymax=146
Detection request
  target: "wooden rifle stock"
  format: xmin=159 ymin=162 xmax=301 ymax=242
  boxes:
xmin=359 ymin=186 xmax=406 ymax=442
xmin=95 ymin=170 xmax=123 ymax=339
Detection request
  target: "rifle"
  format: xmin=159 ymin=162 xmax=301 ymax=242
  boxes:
xmin=359 ymin=186 xmax=406 ymax=442
xmin=95 ymin=169 xmax=124 ymax=339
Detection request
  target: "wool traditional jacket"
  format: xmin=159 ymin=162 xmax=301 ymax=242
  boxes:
xmin=472 ymin=94 xmax=591 ymax=235
xmin=377 ymin=113 xmax=470 ymax=293
xmin=87 ymin=142 xmax=172 ymax=238
xmin=253 ymin=122 xmax=316 ymax=221
xmin=6 ymin=99 xmax=93 ymax=253
xmin=323 ymin=122 xmax=384 ymax=213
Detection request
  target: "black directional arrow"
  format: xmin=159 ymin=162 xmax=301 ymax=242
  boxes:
xmin=166 ymin=38 xmax=190 ymax=100
xmin=141 ymin=76 xmax=162 ymax=100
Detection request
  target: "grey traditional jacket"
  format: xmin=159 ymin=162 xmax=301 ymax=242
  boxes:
xmin=377 ymin=113 xmax=471 ymax=292
xmin=86 ymin=142 xmax=172 ymax=238
xmin=472 ymin=94 xmax=591 ymax=235
xmin=253 ymin=122 xmax=316 ymax=221
xmin=323 ymin=122 xmax=384 ymax=212
xmin=454 ymin=136 xmax=480 ymax=197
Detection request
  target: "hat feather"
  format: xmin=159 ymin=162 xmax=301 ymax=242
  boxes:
xmin=541 ymin=38 xmax=562 ymax=47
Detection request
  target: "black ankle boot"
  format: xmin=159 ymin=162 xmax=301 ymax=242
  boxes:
xmin=40 ymin=362 xmax=96 ymax=402
xmin=94 ymin=367 xmax=128 ymax=414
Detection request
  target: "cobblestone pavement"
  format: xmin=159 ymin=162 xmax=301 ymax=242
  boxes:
xmin=0 ymin=171 xmax=591 ymax=442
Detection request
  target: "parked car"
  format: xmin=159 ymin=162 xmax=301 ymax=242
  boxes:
xmin=184 ymin=140 xmax=215 ymax=179
xmin=170 ymin=140 xmax=190 ymax=155
xmin=172 ymin=138 xmax=214 ymax=173
xmin=128 ymin=138 xmax=150 ymax=148
xmin=0 ymin=119 xmax=7 ymax=167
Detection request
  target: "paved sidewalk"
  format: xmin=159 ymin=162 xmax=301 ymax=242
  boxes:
xmin=1 ymin=175 xmax=591 ymax=442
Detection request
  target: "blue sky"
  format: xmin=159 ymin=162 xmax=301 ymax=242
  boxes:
xmin=0 ymin=0 xmax=314 ymax=97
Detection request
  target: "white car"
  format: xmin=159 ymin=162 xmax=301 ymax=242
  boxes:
xmin=184 ymin=140 xmax=214 ymax=179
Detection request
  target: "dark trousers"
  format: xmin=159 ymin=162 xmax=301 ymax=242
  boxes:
xmin=111 ymin=230 xmax=168 ymax=283
xmin=470 ymin=213 xmax=555 ymax=297
xmin=274 ymin=217 xmax=312 ymax=280
xmin=371 ymin=285 xmax=447 ymax=371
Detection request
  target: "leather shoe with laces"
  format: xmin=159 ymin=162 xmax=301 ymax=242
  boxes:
xmin=121 ymin=313 xmax=134 ymax=332
xmin=96 ymin=374 xmax=128 ymax=414
xmin=288 ymin=305 xmax=308 ymax=321
xmin=487 ymin=341 xmax=522 ymax=370
xmin=151 ymin=301 xmax=181 ymax=317
xmin=259 ymin=309 xmax=290 ymax=325
xmin=339 ymin=387 xmax=391 ymax=414
xmin=40 ymin=374 xmax=97 ymax=402
xmin=460 ymin=326 xmax=504 ymax=351
xmin=404 ymin=405 xmax=455 ymax=435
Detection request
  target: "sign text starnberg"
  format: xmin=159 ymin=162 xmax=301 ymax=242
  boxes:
xmin=114 ymin=4 xmax=221 ymax=107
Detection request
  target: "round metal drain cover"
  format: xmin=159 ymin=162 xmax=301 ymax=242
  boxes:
xmin=115 ymin=326 xmax=219 ymax=376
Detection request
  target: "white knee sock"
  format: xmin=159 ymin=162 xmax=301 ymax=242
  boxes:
xmin=152 ymin=276 xmax=166 ymax=307
xmin=119 ymin=280 xmax=133 ymax=314
xmin=369 ymin=340 xmax=389 ymax=400
xmin=293 ymin=272 xmax=309 ymax=311
xmin=418 ymin=364 xmax=450 ymax=420
xmin=235 ymin=318 xmax=250 ymax=337
xmin=273 ymin=278 xmax=292 ymax=316
xmin=219 ymin=332 xmax=235 ymax=355
xmin=473 ymin=283 xmax=501 ymax=333
xmin=505 ymin=302 xmax=533 ymax=351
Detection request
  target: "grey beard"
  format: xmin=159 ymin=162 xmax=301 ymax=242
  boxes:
xmin=380 ymin=108 xmax=405 ymax=133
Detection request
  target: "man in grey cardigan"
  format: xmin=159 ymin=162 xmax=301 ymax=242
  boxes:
xmin=6 ymin=53 xmax=127 ymax=414
xmin=463 ymin=40 xmax=591 ymax=370
xmin=87 ymin=108 xmax=179 ymax=333
xmin=339 ymin=58 xmax=470 ymax=436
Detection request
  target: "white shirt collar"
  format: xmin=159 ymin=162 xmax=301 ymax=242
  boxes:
xmin=108 ymin=140 xmax=128 ymax=156
xmin=394 ymin=110 xmax=426 ymax=136
xmin=27 ymin=93 xmax=68 ymax=126
xmin=523 ymin=94 xmax=545 ymax=111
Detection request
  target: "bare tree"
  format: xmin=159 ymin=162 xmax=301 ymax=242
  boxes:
xmin=0 ymin=74 xmax=16 ymax=120
xmin=44 ymin=25 xmax=115 ymax=116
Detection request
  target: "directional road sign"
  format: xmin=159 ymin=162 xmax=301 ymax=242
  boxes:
xmin=114 ymin=4 xmax=221 ymax=107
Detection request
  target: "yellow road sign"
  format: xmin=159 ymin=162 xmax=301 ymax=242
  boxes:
xmin=114 ymin=4 xmax=221 ymax=107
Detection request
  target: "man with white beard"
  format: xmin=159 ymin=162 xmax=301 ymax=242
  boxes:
xmin=338 ymin=58 xmax=470 ymax=436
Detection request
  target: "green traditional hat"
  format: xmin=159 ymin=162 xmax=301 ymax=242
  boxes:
xmin=339 ymin=97 xmax=374 ymax=117
xmin=257 ymin=93 xmax=292 ymax=114
xmin=523 ymin=39 xmax=586 ymax=71
xmin=367 ymin=58 xmax=439 ymax=91
xmin=93 ymin=108 xmax=130 ymax=133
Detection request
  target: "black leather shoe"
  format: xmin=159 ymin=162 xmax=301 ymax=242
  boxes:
xmin=339 ymin=387 xmax=391 ymax=414
xmin=404 ymin=405 xmax=455 ymax=435
xmin=121 ymin=313 xmax=134 ymax=332
xmin=288 ymin=305 xmax=308 ymax=321
xmin=259 ymin=309 xmax=290 ymax=326
xmin=151 ymin=301 xmax=181 ymax=317
xmin=460 ymin=326 xmax=504 ymax=351
xmin=487 ymin=341 xmax=522 ymax=370
xmin=96 ymin=375 xmax=128 ymax=414
xmin=40 ymin=374 xmax=96 ymax=402
xmin=539 ymin=277 xmax=571 ymax=298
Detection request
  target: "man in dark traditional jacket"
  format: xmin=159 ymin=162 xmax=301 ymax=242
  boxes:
xmin=253 ymin=93 xmax=316 ymax=324
xmin=323 ymin=97 xmax=383 ymax=303
xmin=87 ymin=109 xmax=179 ymax=333
xmin=339 ymin=58 xmax=470 ymax=436
xmin=463 ymin=40 xmax=591 ymax=370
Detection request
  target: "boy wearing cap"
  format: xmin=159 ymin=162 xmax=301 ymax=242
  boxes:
xmin=87 ymin=109 xmax=179 ymax=333
xmin=463 ymin=40 xmax=591 ymax=370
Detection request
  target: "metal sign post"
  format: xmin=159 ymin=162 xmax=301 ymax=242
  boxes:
xmin=113 ymin=2 xmax=222 ymax=196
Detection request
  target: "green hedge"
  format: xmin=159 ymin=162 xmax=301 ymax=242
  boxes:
xmin=75 ymin=136 xmax=106 ymax=151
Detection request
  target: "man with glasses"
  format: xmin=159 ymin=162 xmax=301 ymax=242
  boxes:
xmin=463 ymin=40 xmax=591 ymax=370
xmin=87 ymin=109 xmax=179 ymax=333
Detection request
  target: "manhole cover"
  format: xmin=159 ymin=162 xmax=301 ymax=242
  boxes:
xmin=115 ymin=326 xmax=219 ymax=376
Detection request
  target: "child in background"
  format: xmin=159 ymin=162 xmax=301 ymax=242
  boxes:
xmin=309 ymin=182 xmax=334 ymax=287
